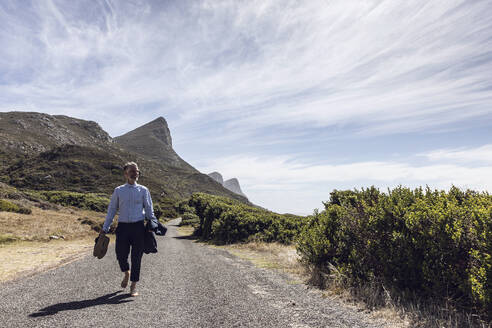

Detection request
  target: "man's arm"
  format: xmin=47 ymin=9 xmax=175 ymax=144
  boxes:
xmin=143 ymin=188 xmax=158 ymax=230
xmin=102 ymin=188 xmax=119 ymax=233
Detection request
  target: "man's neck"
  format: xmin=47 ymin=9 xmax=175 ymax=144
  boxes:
xmin=126 ymin=180 xmax=137 ymax=185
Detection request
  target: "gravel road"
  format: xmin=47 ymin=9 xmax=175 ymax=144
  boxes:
xmin=0 ymin=218 xmax=390 ymax=328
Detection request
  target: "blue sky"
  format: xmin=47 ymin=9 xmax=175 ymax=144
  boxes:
xmin=1 ymin=0 xmax=491 ymax=215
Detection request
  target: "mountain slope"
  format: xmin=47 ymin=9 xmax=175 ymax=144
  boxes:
xmin=0 ymin=112 xmax=249 ymax=203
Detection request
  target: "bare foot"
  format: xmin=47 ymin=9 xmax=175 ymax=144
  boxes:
xmin=121 ymin=271 xmax=130 ymax=288
xmin=130 ymin=282 xmax=138 ymax=297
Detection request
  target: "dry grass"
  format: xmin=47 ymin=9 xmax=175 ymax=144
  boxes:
xmin=307 ymin=265 xmax=491 ymax=328
xmin=176 ymin=225 xmax=195 ymax=237
xmin=219 ymin=241 xmax=306 ymax=277
xmin=0 ymin=237 xmax=99 ymax=283
xmin=0 ymin=205 xmax=105 ymax=242
xmin=0 ymin=200 xmax=108 ymax=283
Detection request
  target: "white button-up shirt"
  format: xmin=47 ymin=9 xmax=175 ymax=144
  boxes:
xmin=102 ymin=182 xmax=157 ymax=233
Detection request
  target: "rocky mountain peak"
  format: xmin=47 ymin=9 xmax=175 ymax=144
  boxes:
xmin=224 ymin=178 xmax=246 ymax=198
xmin=114 ymin=117 xmax=196 ymax=172
xmin=208 ymin=172 xmax=247 ymax=199
xmin=122 ymin=116 xmax=172 ymax=147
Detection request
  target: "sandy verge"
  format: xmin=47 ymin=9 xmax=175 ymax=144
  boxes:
xmin=0 ymin=237 xmax=110 ymax=283
xmin=0 ymin=200 xmax=111 ymax=283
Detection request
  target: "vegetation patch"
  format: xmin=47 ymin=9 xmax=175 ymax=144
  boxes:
xmin=296 ymin=186 xmax=492 ymax=323
xmin=177 ymin=225 xmax=195 ymax=237
xmin=0 ymin=199 xmax=31 ymax=214
xmin=180 ymin=212 xmax=200 ymax=227
xmin=0 ymin=234 xmax=18 ymax=244
xmin=155 ymin=197 xmax=179 ymax=219
xmin=0 ymin=182 xmax=23 ymax=199
xmin=185 ymin=192 xmax=308 ymax=244
xmin=25 ymin=190 xmax=110 ymax=212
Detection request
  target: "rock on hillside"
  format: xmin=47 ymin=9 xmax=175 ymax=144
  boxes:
xmin=114 ymin=117 xmax=197 ymax=172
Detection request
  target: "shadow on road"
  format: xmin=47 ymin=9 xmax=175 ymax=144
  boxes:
xmin=172 ymin=235 xmax=198 ymax=240
xmin=29 ymin=291 xmax=133 ymax=317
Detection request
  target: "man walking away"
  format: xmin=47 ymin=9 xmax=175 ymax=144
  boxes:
xmin=100 ymin=162 xmax=158 ymax=297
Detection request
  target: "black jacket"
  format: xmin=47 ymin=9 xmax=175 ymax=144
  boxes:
xmin=143 ymin=220 xmax=167 ymax=254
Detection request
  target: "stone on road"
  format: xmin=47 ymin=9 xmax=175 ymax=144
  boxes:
xmin=0 ymin=219 xmax=387 ymax=327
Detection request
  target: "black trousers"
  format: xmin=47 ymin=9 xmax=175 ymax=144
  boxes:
xmin=115 ymin=220 xmax=145 ymax=282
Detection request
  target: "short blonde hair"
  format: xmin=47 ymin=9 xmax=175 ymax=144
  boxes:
xmin=123 ymin=161 xmax=138 ymax=172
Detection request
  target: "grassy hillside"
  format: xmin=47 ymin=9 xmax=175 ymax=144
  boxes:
xmin=1 ymin=144 xmax=250 ymax=205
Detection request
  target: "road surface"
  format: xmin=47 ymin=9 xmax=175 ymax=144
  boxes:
xmin=0 ymin=218 xmax=388 ymax=327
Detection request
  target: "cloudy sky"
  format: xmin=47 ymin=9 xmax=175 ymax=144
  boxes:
xmin=1 ymin=0 xmax=491 ymax=215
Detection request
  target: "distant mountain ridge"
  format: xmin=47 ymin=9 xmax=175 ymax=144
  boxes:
xmin=208 ymin=172 xmax=224 ymax=185
xmin=207 ymin=171 xmax=247 ymax=199
xmin=0 ymin=111 xmax=249 ymax=204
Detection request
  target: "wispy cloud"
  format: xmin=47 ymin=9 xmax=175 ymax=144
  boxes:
xmin=1 ymin=0 xmax=491 ymax=214
xmin=198 ymin=150 xmax=492 ymax=214
xmin=421 ymin=144 xmax=492 ymax=165
xmin=1 ymin=0 xmax=491 ymax=139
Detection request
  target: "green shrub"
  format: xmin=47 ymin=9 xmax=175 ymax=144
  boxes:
xmin=0 ymin=199 xmax=31 ymax=214
xmin=156 ymin=197 xmax=179 ymax=219
xmin=175 ymin=200 xmax=195 ymax=215
xmin=27 ymin=190 xmax=110 ymax=212
xmin=188 ymin=193 xmax=308 ymax=244
xmin=0 ymin=182 xmax=23 ymax=199
xmin=153 ymin=203 xmax=163 ymax=220
xmin=179 ymin=212 xmax=200 ymax=226
xmin=296 ymin=186 xmax=492 ymax=318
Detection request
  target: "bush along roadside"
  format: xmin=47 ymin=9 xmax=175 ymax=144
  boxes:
xmin=175 ymin=200 xmax=199 ymax=226
xmin=296 ymin=185 xmax=492 ymax=320
xmin=187 ymin=192 xmax=309 ymax=244
xmin=180 ymin=212 xmax=200 ymax=227
xmin=155 ymin=197 xmax=180 ymax=219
